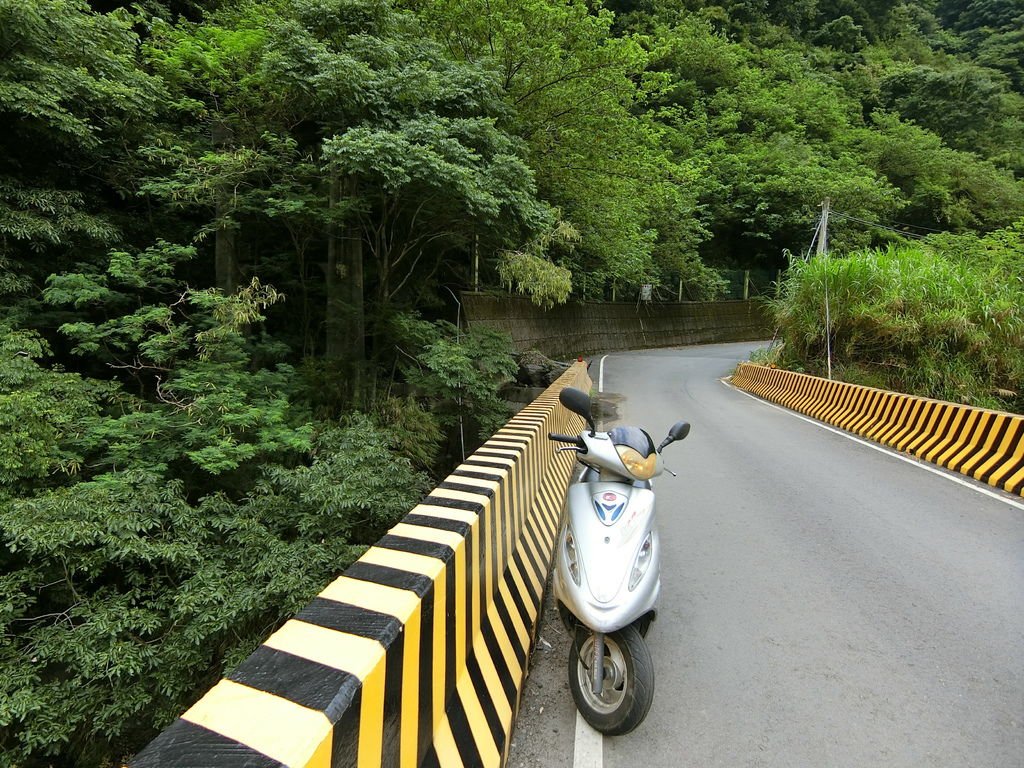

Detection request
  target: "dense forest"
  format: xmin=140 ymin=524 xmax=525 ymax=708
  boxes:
xmin=1 ymin=0 xmax=1022 ymax=764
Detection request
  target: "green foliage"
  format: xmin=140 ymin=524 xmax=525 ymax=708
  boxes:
xmin=771 ymin=228 xmax=1024 ymax=411
xmin=498 ymin=219 xmax=578 ymax=308
xmin=392 ymin=314 xmax=517 ymax=442
xmin=4 ymin=0 xmax=1024 ymax=764
xmin=0 ymin=420 xmax=427 ymax=765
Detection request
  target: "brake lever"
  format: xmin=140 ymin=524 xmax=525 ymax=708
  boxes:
xmin=664 ymin=465 xmax=678 ymax=477
xmin=557 ymin=446 xmax=580 ymax=453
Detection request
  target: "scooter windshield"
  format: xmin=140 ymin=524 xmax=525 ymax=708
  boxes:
xmin=609 ymin=426 xmax=656 ymax=457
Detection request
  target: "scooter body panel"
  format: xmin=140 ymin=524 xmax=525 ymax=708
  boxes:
xmin=553 ymin=480 xmax=661 ymax=635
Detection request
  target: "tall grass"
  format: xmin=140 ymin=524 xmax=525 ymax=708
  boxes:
xmin=770 ymin=233 xmax=1024 ymax=413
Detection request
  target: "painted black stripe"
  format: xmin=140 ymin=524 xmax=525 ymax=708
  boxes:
xmin=423 ymin=495 xmax=484 ymax=514
xmin=382 ymin=606 xmax=405 ymax=768
xmin=404 ymin=513 xmax=472 ymax=537
xmin=504 ymin=556 xmax=535 ymax=627
xmin=485 ymin=487 xmax=498 ymax=604
xmin=453 ymin=468 xmax=504 ymax=483
xmin=944 ymin=413 xmax=986 ymax=469
xmin=517 ymin=524 xmax=544 ymax=602
xmin=420 ymin=745 xmax=441 ymax=768
xmin=345 ymin=562 xmax=433 ymax=598
xmin=978 ymin=422 xmax=1023 ymax=484
xmin=464 ymin=459 xmax=515 ymax=470
xmin=492 ymin=584 xmax=527 ymax=666
xmin=960 ymin=418 xmax=1011 ymax=475
xmin=439 ymin=481 xmax=495 ymax=498
xmin=491 ymin=430 xmax=532 ymax=442
xmin=443 ymin=555 xmax=457 ymax=713
xmin=297 ymin=597 xmax=401 ymax=645
xmin=416 ymin=588 xmax=436 ymax=767
xmin=511 ymin=546 xmax=541 ymax=608
xmin=227 ymin=646 xmax=359 ymax=718
xmin=446 ymin=691 xmax=484 ymax=768
xmin=331 ymin=685 xmax=361 ymax=768
xmin=479 ymin=610 xmax=517 ymax=707
xmin=477 ymin=446 xmax=524 ymax=458
xmin=1008 ymin=466 xmax=1024 ymax=495
xmin=378 ymin=534 xmax=454 ymax=562
xmin=466 ymin=653 xmax=506 ymax=754
xmin=131 ymin=720 xmax=280 ymax=768
xmin=463 ymin=508 xmax=476 ymax=651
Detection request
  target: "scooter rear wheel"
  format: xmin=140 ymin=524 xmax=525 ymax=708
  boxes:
xmin=568 ymin=624 xmax=654 ymax=735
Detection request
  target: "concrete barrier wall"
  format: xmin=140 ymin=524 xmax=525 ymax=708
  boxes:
xmin=732 ymin=363 xmax=1024 ymax=497
xmin=461 ymin=294 xmax=772 ymax=359
xmin=133 ymin=363 xmax=593 ymax=768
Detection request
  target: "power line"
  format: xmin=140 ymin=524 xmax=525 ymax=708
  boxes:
xmin=829 ymin=210 xmax=930 ymax=240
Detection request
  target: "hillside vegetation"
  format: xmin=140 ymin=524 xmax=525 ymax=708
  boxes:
xmin=1 ymin=0 xmax=1022 ymax=763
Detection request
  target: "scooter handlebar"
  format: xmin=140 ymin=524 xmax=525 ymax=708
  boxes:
xmin=548 ymin=432 xmax=584 ymax=447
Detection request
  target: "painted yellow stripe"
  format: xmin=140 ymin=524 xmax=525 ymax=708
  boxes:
xmin=497 ymin=579 xmax=530 ymax=652
xmin=454 ymin=537 xmax=468 ymax=679
xmin=432 ymin=567 xmax=447 ymax=732
xmin=319 ymin=576 xmax=422 ymax=622
xmin=182 ymin=680 xmax=331 ymax=768
xmin=507 ymin=557 xmax=539 ymax=626
xmin=454 ymin=673 xmax=501 ymax=768
xmin=972 ymin=419 xmax=1023 ymax=480
xmin=445 ymin=475 xmax=501 ymax=493
xmin=914 ymin=404 xmax=960 ymax=458
xmin=921 ymin=407 xmax=969 ymax=462
xmin=360 ymin=546 xmax=446 ymax=579
xmin=263 ymin=620 xmax=383 ymax=679
xmin=960 ymin=414 xmax=1008 ymax=475
xmin=430 ymin=488 xmax=493 ymax=504
xmin=935 ymin=410 xmax=984 ymax=465
xmin=461 ymin=455 xmax=516 ymax=469
xmin=432 ymin=716 xmax=465 ymax=768
xmin=1002 ymin=464 xmax=1024 ymax=494
xmin=358 ymin=653 xmax=386 ymax=768
xmin=470 ymin=627 xmax=513 ymax=730
xmin=411 ymin=504 xmax=479 ymax=526
xmin=400 ymin=604 xmax=423 ymax=768
xmin=485 ymin=599 xmax=523 ymax=686
xmin=391 ymin=522 xmax=466 ymax=551
xmin=945 ymin=411 xmax=992 ymax=469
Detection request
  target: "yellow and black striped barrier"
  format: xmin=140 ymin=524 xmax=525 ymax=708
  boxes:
xmin=132 ymin=362 xmax=592 ymax=768
xmin=732 ymin=363 xmax=1024 ymax=497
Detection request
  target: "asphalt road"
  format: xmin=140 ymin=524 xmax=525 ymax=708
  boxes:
xmin=508 ymin=341 xmax=1024 ymax=768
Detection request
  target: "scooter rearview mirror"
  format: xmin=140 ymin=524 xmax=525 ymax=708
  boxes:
xmin=657 ymin=420 xmax=690 ymax=452
xmin=559 ymin=387 xmax=596 ymax=435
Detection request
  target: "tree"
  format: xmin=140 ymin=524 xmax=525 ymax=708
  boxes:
xmin=0 ymin=0 xmax=163 ymax=327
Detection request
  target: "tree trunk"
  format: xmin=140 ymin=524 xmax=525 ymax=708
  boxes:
xmin=212 ymin=119 xmax=239 ymax=294
xmin=325 ymin=174 xmax=365 ymax=362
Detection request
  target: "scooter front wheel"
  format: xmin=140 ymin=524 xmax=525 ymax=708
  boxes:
xmin=568 ymin=624 xmax=654 ymax=735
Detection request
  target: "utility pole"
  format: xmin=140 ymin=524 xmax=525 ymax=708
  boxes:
xmin=817 ymin=197 xmax=830 ymax=258
xmin=472 ymin=234 xmax=480 ymax=292
xmin=818 ymin=198 xmax=833 ymax=380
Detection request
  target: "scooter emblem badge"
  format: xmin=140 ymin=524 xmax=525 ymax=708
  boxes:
xmin=592 ymin=491 xmax=627 ymax=525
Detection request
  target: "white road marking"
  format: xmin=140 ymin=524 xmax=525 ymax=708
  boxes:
xmin=722 ymin=378 xmax=1024 ymax=512
xmin=573 ymin=711 xmax=603 ymax=768
xmin=598 ymin=355 xmax=609 ymax=393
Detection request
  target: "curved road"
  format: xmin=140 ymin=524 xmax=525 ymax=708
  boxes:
xmin=509 ymin=342 xmax=1024 ymax=768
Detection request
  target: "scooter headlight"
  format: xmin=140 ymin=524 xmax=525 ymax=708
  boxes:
xmin=628 ymin=533 xmax=653 ymax=591
xmin=564 ymin=527 xmax=581 ymax=585
xmin=615 ymin=445 xmax=657 ymax=480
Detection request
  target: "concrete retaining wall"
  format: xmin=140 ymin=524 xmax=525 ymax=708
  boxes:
xmin=732 ymin=363 xmax=1024 ymax=497
xmin=133 ymin=363 xmax=592 ymax=768
xmin=461 ymin=294 xmax=772 ymax=359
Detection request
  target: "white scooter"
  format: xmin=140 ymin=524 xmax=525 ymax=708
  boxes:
xmin=548 ymin=387 xmax=689 ymax=734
